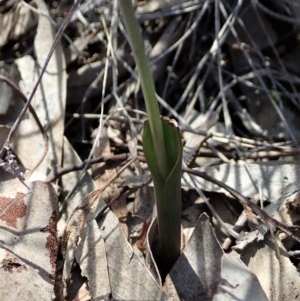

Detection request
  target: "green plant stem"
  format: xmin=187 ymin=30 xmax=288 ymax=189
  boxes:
xmin=119 ymin=0 xmax=182 ymax=273
xmin=143 ymin=119 xmax=182 ymax=273
xmin=118 ymin=0 xmax=168 ymax=179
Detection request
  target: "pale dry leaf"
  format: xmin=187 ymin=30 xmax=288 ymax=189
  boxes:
xmin=240 ymin=235 xmax=300 ymax=301
xmin=164 ymin=213 xmax=267 ymax=301
xmin=0 ymin=1 xmax=37 ymax=47
xmin=71 ymin=282 xmax=91 ymax=301
xmin=57 ymin=136 xmax=95 ymax=238
xmin=100 ymin=210 xmax=167 ymax=300
xmin=263 ymin=190 xmax=300 ymax=227
xmin=186 ymin=162 xmax=300 ymax=202
xmin=183 ymin=111 xmax=218 ymax=164
xmin=60 ymin=195 xmax=108 ymax=301
xmin=75 ymin=219 xmax=111 ymax=300
xmin=13 ymin=0 xmax=66 ymax=178
xmin=61 ymin=194 xmax=109 ymax=299
xmin=123 ymin=177 xmax=155 ymax=256
xmin=213 ymin=254 xmax=269 ymax=301
xmin=61 ymin=208 xmax=87 ymax=299
xmin=57 ymin=137 xmax=101 ymax=300
xmin=0 ymin=180 xmax=58 ymax=301
xmin=163 ymin=213 xmax=223 ymax=300
xmin=91 ymin=126 xmax=129 ymax=237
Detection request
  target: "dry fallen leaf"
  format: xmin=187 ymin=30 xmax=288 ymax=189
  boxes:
xmin=164 ymin=213 xmax=268 ymax=301
xmin=71 ymin=282 xmax=91 ymax=301
xmin=100 ymin=210 xmax=166 ymax=300
xmin=240 ymin=235 xmax=300 ymax=301
xmin=75 ymin=219 xmax=111 ymax=300
xmin=0 ymin=180 xmax=58 ymax=300
xmin=186 ymin=162 xmax=300 ymax=202
xmin=0 ymin=1 xmax=37 ymax=48
xmin=12 ymin=0 xmax=66 ymax=179
xmin=57 ymin=136 xmax=95 ymax=238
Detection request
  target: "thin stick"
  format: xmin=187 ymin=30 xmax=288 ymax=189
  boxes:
xmin=45 ymin=153 xmax=141 ymax=182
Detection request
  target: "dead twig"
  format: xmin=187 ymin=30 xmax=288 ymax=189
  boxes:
xmin=45 ymin=154 xmax=145 ymax=182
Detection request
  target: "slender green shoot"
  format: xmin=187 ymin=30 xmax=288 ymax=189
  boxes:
xmin=118 ymin=0 xmax=168 ymax=179
xmin=118 ymin=0 xmax=183 ymax=273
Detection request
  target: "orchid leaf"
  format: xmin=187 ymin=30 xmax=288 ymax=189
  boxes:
xmin=143 ymin=117 xmax=182 ymax=270
xmin=119 ymin=0 xmax=183 ymax=274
